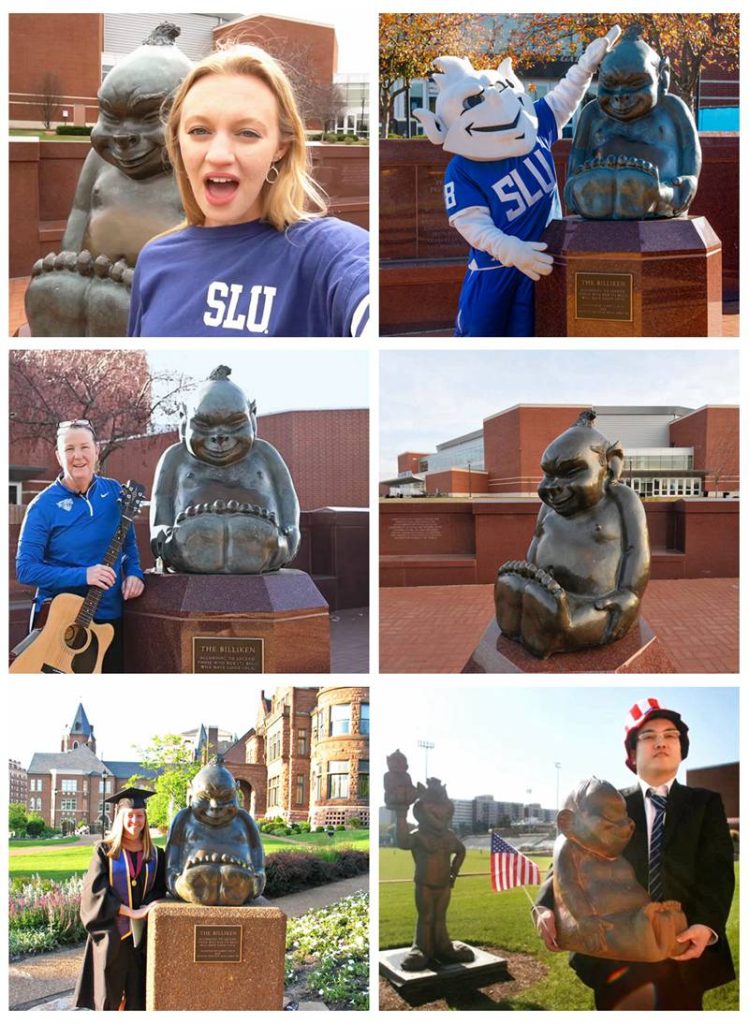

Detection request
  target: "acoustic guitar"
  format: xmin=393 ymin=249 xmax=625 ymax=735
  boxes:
xmin=10 ymin=481 xmax=146 ymax=674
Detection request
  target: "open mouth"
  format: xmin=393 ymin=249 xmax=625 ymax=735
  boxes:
xmin=204 ymin=176 xmax=240 ymax=205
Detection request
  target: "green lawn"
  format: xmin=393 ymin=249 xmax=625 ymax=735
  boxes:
xmin=380 ymin=848 xmax=738 ymax=1011
xmin=10 ymin=831 xmax=368 ymax=883
xmin=9 ymin=837 xmax=78 ymax=848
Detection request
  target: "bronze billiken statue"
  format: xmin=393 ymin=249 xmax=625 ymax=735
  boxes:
xmin=565 ymin=25 xmax=701 ymax=220
xmin=25 ymin=23 xmax=190 ymax=336
xmin=495 ymin=410 xmax=650 ymax=658
xmin=150 ymin=366 xmax=300 ymax=574
xmin=165 ymin=757 xmax=265 ymax=906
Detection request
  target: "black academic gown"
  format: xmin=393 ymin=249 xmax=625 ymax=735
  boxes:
xmin=74 ymin=842 xmax=165 ymax=1011
xmin=537 ymin=782 xmax=735 ymax=1008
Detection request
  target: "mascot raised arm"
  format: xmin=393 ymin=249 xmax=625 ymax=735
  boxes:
xmin=414 ymin=26 xmax=620 ymax=337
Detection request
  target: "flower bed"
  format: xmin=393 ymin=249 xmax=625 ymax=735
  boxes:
xmin=9 ymin=875 xmax=86 ymax=956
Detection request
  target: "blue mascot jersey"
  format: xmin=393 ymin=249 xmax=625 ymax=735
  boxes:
xmin=444 ymin=97 xmax=561 ymax=270
xmin=128 ymin=217 xmax=369 ymax=338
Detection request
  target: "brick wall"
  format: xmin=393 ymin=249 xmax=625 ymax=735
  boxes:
xmin=669 ymin=406 xmax=739 ymax=494
xmin=213 ymin=16 xmax=337 ymax=85
xmin=484 ymin=406 xmax=582 ymax=493
xmin=309 ymin=686 xmax=369 ymax=828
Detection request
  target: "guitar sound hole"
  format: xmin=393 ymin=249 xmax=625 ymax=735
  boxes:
xmin=64 ymin=625 xmax=90 ymax=651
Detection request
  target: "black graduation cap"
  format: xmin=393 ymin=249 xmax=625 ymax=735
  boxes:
xmin=105 ymin=786 xmax=156 ymax=810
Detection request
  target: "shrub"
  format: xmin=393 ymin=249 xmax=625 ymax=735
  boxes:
xmin=264 ymin=849 xmax=368 ymax=899
xmin=9 ymin=875 xmax=86 ymax=955
xmin=336 ymin=824 xmax=346 ymax=831
xmin=55 ymin=124 xmax=92 ymax=136
xmin=25 ymin=818 xmax=45 ymax=838
xmin=348 ymin=817 xmax=362 ymax=829
xmin=316 ymin=825 xmax=326 ymax=833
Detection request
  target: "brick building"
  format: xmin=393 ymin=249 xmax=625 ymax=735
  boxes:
xmin=384 ymin=405 xmax=739 ymax=500
xmin=26 ymin=703 xmax=155 ymax=832
xmin=9 ymin=759 xmax=28 ymax=805
xmin=225 ymin=686 xmax=370 ymax=828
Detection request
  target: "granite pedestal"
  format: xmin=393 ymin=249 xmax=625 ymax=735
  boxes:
xmin=123 ymin=569 xmax=330 ymax=673
xmin=463 ymin=617 xmax=675 ymax=674
xmin=146 ymin=901 xmax=286 ymax=1010
xmin=379 ymin=945 xmax=509 ymax=1002
xmin=535 ymin=216 xmax=722 ymax=337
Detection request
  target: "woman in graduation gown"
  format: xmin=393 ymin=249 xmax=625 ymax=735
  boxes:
xmin=74 ymin=788 xmax=165 ymax=1011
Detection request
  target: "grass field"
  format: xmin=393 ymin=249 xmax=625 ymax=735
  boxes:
xmin=9 ymin=838 xmax=77 ymax=848
xmin=9 ymin=831 xmax=369 ymax=884
xmin=380 ymin=848 xmax=739 ymax=1011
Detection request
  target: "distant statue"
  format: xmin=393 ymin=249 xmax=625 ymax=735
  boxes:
xmin=553 ymin=778 xmax=687 ymax=960
xmin=565 ymin=25 xmax=701 ymax=219
xmin=165 ymin=757 xmax=265 ymax=906
xmin=384 ymin=752 xmax=474 ymax=970
xmin=25 ymin=23 xmax=191 ymax=336
xmin=495 ymin=409 xmax=650 ymax=658
xmin=150 ymin=366 xmax=301 ymax=574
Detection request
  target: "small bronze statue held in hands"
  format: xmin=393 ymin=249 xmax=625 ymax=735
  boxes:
xmin=565 ymin=25 xmax=701 ymax=220
xmin=495 ymin=409 xmax=650 ymax=658
xmin=384 ymin=751 xmax=474 ymax=971
xmin=552 ymin=778 xmax=688 ymax=961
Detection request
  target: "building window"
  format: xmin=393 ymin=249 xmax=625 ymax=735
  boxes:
xmin=295 ymin=774 xmax=305 ymax=804
xmin=9 ymin=482 xmax=22 ymax=504
xmin=61 ymin=798 xmax=76 ymax=812
xmin=329 ymin=705 xmax=351 ymax=736
xmin=297 ymin=729 xmax=308 ymax=756
xmin=358 ymin=760 xmax=369 ymax=799
xmin=267 ymin=775 xmax=280 ymax=808
xmin=312 ymin=766 xmax=322 ymax=800
xmin=327 ymin=761 xmax=349 ymax=799
xmin=30 ymin=778 xmax=42 ymax=792
xmin=360 ymin=703 xmax=369 ymax=735
xmin=267 ymin=729 xmax=282 ymax=762
xmin=61 ymin=779 xmax=77 ymax=793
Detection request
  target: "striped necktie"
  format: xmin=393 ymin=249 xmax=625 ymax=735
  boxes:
xmin=647 ymin=789 xmax=668 ymax=900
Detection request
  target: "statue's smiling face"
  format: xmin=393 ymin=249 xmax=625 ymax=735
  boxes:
xmin=183 ymin=385 xmax=255 ymax=466
xmin=435 ymin=58 xmax=539 ymax=160
xmin=191 ymin=779 xmax=239 ymax=826
xmin=597 ymin=45 xmax=660 ymax=122
xmin=538 ymin=433 xmax=608 ymax=517
xmin=92 ymin=79 xmax=166 ymax=181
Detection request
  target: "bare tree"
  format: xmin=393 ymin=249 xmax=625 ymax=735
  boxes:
xmin=9 ymin=350 xmax=195 ymax=466
xmin=305 ymin=80 xmax=347 ymax=134
xmin=38 ymin=72 xmax=62 ymax=130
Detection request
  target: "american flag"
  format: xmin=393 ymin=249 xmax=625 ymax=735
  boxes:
xmin=490 ymin=832 xmax=541 ymax=892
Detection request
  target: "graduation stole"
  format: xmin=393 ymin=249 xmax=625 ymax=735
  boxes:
xmin=109 ymin=847 xmax=159 ymax=939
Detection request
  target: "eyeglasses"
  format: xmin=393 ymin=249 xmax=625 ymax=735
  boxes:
xmin=636 ymin=729 xmax=681 ymax=744
xmin=57 ymin=419 xmax=96 ymax=438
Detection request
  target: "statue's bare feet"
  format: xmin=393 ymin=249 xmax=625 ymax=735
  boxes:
xmin=400 ymin=946 xmax=430 ymax=971
xmin=519 ymin=576 xmax=571 ymax=658
xmin=495 ymin=563 xmax=531 ymax=638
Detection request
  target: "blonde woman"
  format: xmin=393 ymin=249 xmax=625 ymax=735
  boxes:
xmin=128 ymin=44 xmax=369 ymax=338
xmin=74 ymin=788 xmax=165 ymax=1011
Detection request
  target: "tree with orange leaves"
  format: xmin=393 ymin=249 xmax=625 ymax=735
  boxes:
xmin=506 ymin=13 xmax=739 ymax=110
xmin=379 ymin=13 xmax=489 ymax=137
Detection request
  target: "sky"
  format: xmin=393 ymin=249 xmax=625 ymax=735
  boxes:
xmin=376 ymin=686 xmax=738 ymax=809
xmin=379 ymin=349 xmax=740 ymax=476
xmin=8 ymin=680 xmax=281 ymax=768
xmin=146 ymin=349 xmax=369 ymax=421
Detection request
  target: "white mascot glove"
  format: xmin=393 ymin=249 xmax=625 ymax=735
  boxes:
xmin=451 ymin=207 xmax=554 ymax=281
xmin=546 ymin=25 xmax=621 ymax=129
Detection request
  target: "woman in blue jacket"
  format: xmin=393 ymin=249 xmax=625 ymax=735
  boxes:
xmin=15 ymin=420 xmax=144 ymax=672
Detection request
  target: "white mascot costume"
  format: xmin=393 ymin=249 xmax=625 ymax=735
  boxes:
xmin=414 ymin=26 xmax=620 ymax=337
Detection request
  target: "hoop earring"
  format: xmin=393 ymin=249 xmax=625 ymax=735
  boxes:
xmin=265 ymin=163 xmax=280 ymax=184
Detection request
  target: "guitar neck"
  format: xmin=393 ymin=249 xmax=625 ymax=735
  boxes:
xmin=76 ymin=518 xmax=131 ymax=628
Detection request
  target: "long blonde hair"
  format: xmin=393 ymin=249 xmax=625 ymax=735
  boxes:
xmin=164 ymin=43 xmax=327 ymax=232
xmin=104 ymin=806 xmax=154 ymax=861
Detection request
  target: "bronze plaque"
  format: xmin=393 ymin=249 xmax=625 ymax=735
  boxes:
xmin=194 ymin=925 xmax=243 ymax=963
xmin=192 ymin=637 xmax=264 ymax=674
xmin=575 ymin=272 xmax=633 ymax=322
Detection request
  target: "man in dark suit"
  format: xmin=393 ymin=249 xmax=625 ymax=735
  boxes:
xmin=534 ymin=698 xmax=735 ymax=1010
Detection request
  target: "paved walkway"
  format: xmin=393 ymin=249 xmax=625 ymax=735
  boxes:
xmin=380 ymin=578 xmax=738 ymax=673
xmin=331 ymin=607 xmax=369 ymax=673
xmin=9 ymin=875 xmax=368 ymax=1011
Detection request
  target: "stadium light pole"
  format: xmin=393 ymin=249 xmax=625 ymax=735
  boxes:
xmin=417 ymin=739 xmax=435 ymax=780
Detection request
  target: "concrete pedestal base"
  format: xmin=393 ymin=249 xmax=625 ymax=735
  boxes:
xmin=146 ymin=901 xmax=286 ymax=1010
xmin=379 ymin=945 xmax=509 ymax=1001
xmin=123 ymin=569 xmax=330 ymax=673
xmin=463 ymin=617 xmax=675 ymax=674
xmin=535 ymin=216 xmax=722 ymax=337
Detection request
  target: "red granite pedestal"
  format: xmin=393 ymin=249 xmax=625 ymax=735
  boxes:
xmin=535 ymin=216 xmax=722 ymax=337
xmin=123 ymin=569 xmax=330 ymax=674
xmin=463 ymin=617 xmax=675 ymax=674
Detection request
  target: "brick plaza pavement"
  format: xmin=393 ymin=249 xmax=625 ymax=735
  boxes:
xmin=380 ymin=578 xmax=738 ymax=674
